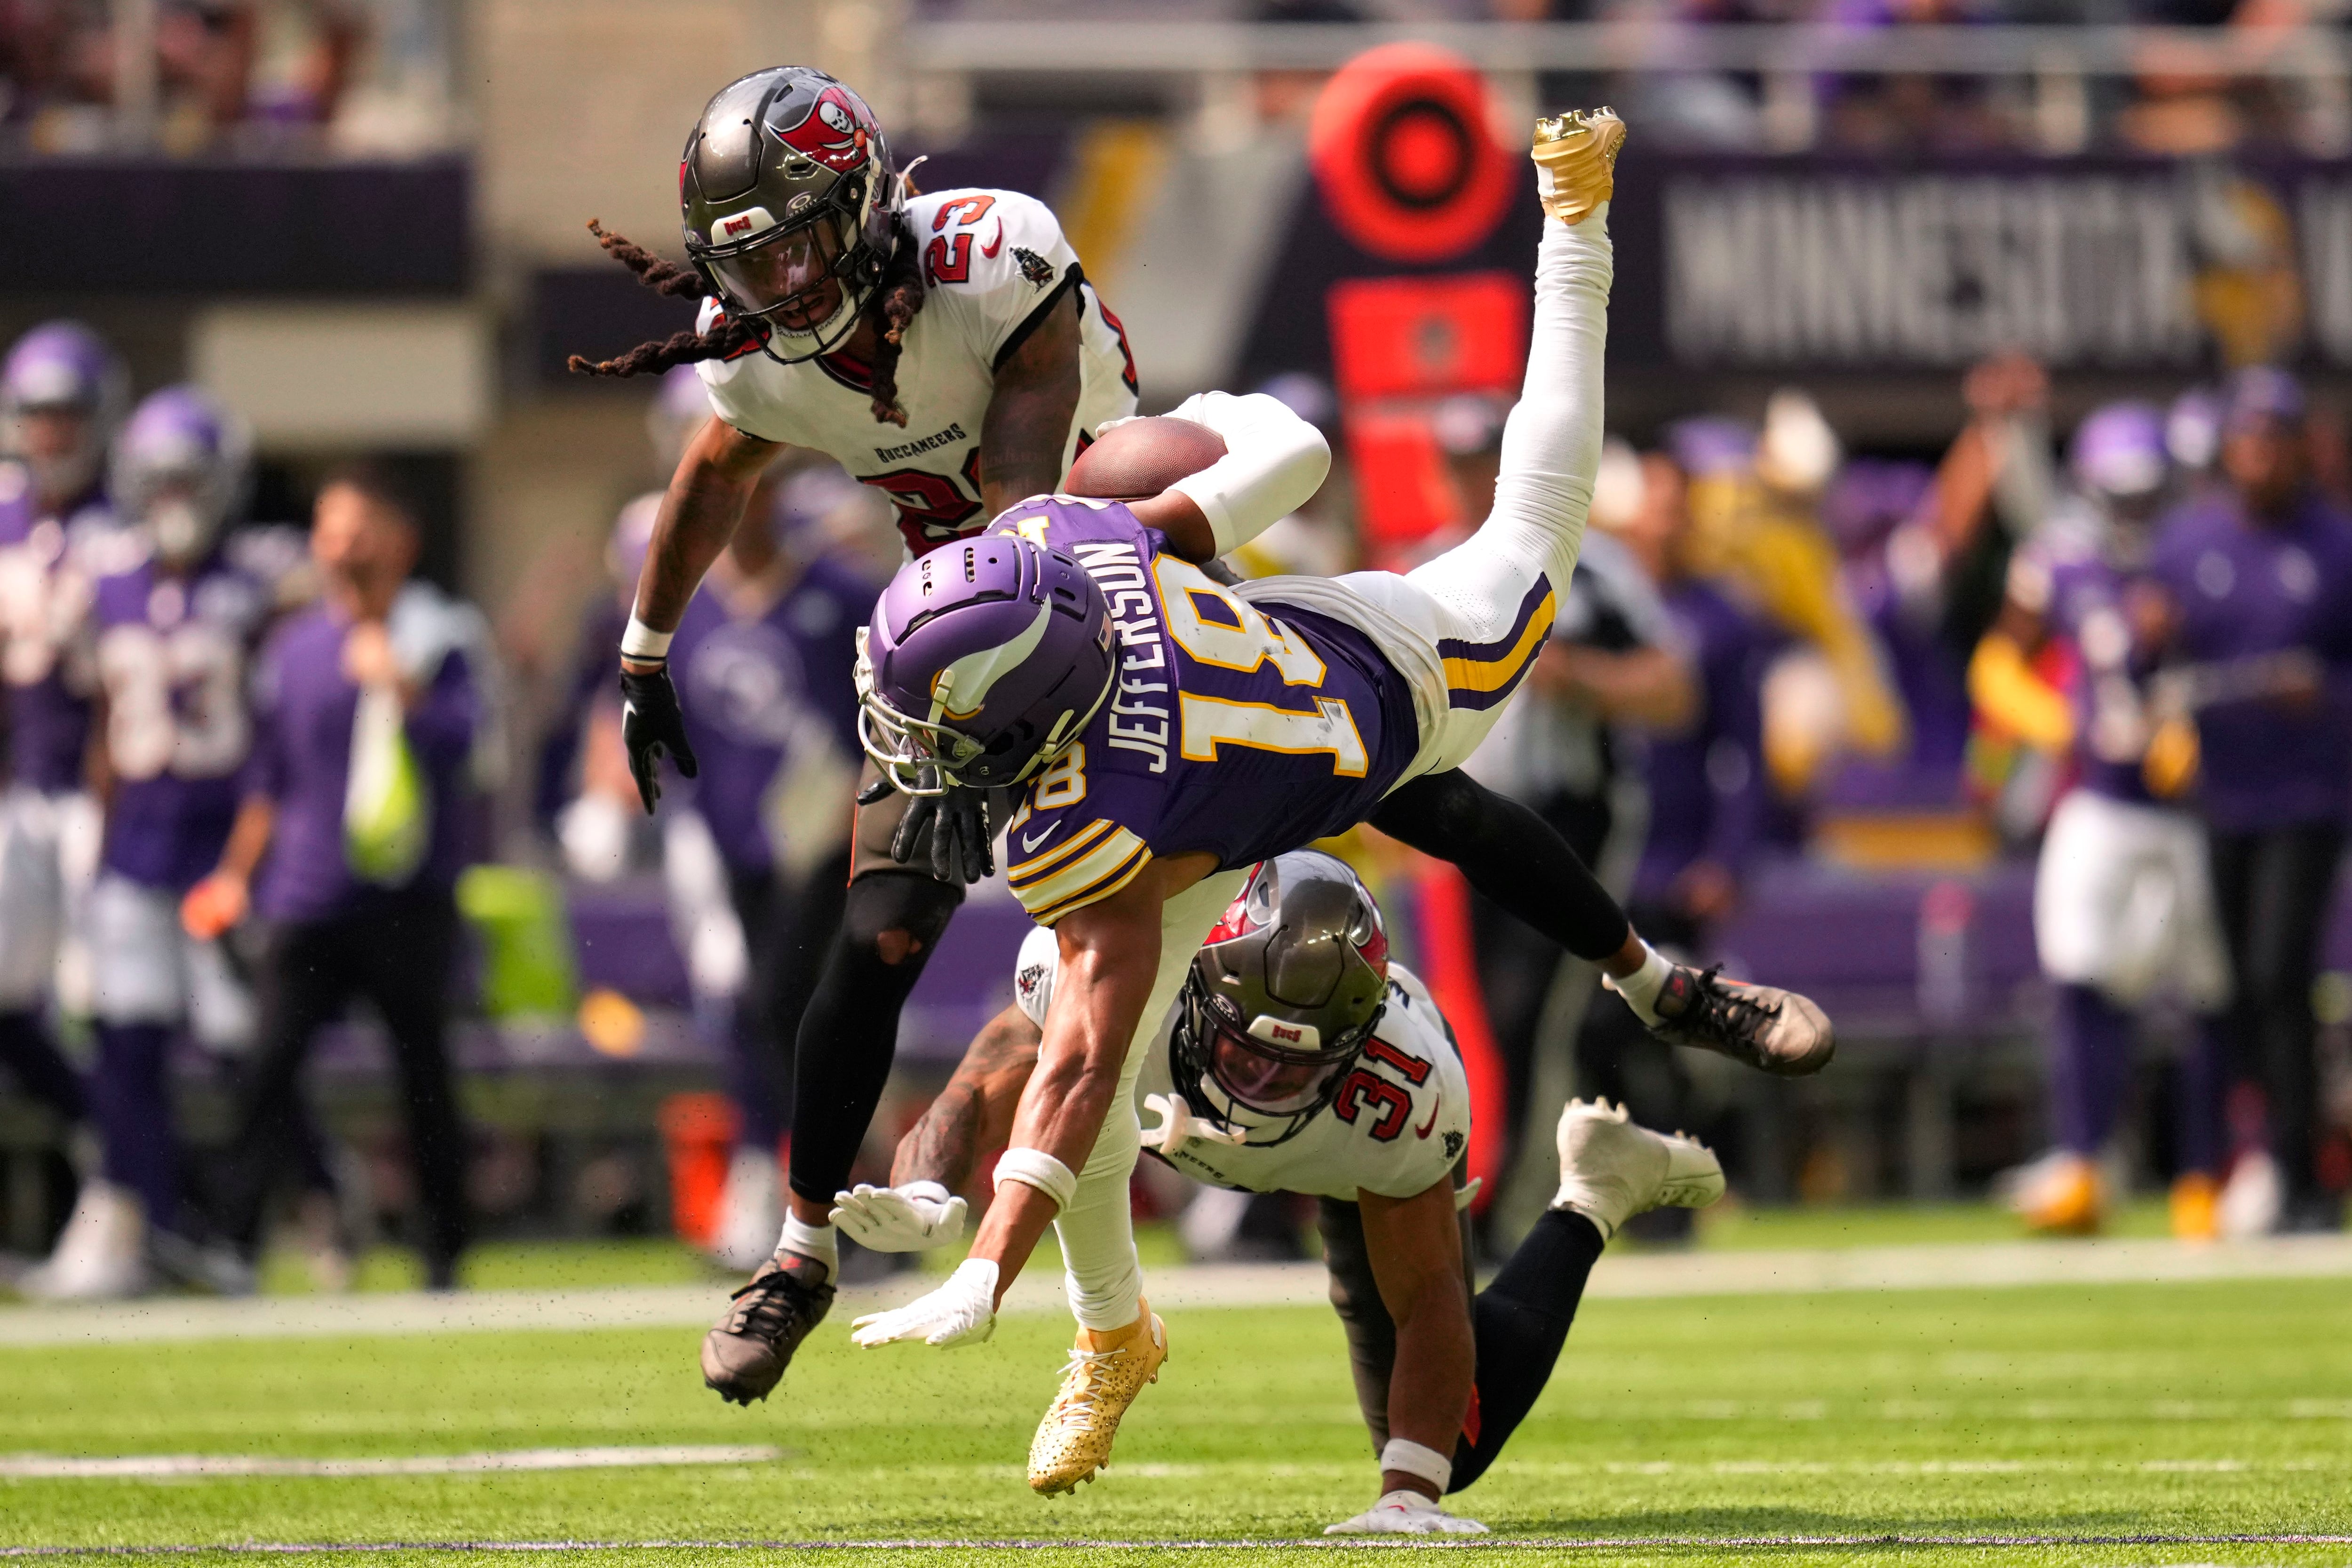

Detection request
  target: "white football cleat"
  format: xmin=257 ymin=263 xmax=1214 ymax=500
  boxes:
xmin=1551 ymin=1099 xmax=1724 ymax=1241
xmin=19 ymin=1180 xmax=151 ymax=1302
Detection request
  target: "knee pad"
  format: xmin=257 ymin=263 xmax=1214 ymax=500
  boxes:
xmin=842 ymin=871 xmax=962 ymax=963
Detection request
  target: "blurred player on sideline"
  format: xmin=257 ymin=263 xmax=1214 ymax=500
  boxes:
xmin=2145 ymin=369 xmax=2352 ymax=1236
xmin=1971 ymin=403 xmax=2233 ymax=1239
xmin=26 ymin=387 xmax=273 ymax=1298
xmin=574 ymin=67 xmax=1142 ymax=1323
xmin=0 ymin=324 xmax=121 ymax=1192
xmin=834 ymin=113 xmax=1831 ymax=1492
xmin=186 ymin=466 xmax=488 ymax=1289
xmin=827 ymin=852 xmax=1720 ymax=1530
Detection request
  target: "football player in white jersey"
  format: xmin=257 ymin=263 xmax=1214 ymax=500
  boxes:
xmin=824 ymin=851 xmax=1723 ymax=1530
xmin=572 ymin=66 xmax=1176 ymax=1313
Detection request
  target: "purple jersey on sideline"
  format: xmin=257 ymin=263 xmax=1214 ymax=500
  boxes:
xmin=245 ymin=602 xmax=480 ymax=923
xmin=2149 ymin=490 xmax=2352 ymax=832
xmin=89 ymin=545 xmax=272 ymax=890
xmin=0 ymin=466 xmax=113 ymax=793
xmin=671 ymin=554 xmax=868 ymax=874
xmin=2032 ymin=538 xmax=2156 ymax=806
xmin=988 ymin=497 xmax=1418 ymax=925
xmin=1636 ymin=578 xmax=1767 ymax=905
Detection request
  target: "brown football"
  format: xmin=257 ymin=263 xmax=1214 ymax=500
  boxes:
xmin=1064 ymin=416 xmax=1226 ymax=500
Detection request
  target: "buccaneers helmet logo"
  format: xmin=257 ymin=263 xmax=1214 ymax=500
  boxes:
xmin=775 ymin=85 xmax=870 ymax=173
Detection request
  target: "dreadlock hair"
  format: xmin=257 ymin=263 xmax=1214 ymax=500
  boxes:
xmin=567 ymin=214 xmax=928 ymax=428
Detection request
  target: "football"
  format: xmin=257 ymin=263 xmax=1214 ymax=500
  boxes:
xmin=1064 ymin=415 xmax=1226 ymax=500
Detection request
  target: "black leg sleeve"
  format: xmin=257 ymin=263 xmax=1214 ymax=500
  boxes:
xmin=1369 ymin=769 xmax=1633 ymax=963
xmin=1446 ymin=1208 xmax=1606 ymax=1493
xmin=786 ymin=869 xmax=962 ymax=1207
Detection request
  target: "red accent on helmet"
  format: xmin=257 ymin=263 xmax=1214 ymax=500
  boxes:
xmin=774 ymin=84 xmax=872 ymax=173
xmin=1206 ymin=865 xmax=1265 ymax=947
xmin=1357 ymin=920 xmax=1390 ymax=980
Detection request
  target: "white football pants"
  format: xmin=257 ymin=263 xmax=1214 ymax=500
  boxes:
xmin=1240 ymin=201 xmax=1612 ymax=783
xmin=1053 ymin=202 xmax=1613 ymax=1331
xmin=2034 ymin=788 xmax=2230 ymax=1011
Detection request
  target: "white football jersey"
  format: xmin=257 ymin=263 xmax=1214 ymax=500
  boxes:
xmin=1012 ymin=926 xmax=1472 ymax=1201
xmin=696 ymin=188 xmax=1139 ymax=558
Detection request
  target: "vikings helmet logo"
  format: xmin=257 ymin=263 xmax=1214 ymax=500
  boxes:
xmin=776 ymin=85 xmax=870 ymax=173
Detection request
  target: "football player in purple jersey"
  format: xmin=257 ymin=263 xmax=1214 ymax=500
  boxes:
xmin=756 ymin=113 xmax=1833 ymax=1491
xmin=833 ymin=851 xmax=1724 ymax=1532
xmin=0 ymin=324 xmax=123 ymax=1205
xmin=1971 ymin=403 xmax=2233 ymax=1240
xmin=25 ymin=386 xmax=270 ymax=1298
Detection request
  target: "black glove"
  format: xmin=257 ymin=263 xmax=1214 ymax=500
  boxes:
xmin=888 ymin=765 xmax=994 ymax=885
xmin=618 ymin=663 xmax=699 ymax=814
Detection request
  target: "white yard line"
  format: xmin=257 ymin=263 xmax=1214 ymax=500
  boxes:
xmin=8 ymin=1535 xmax=2352 ymax=1553
xmin=0 ymin=1447 xmax=781 ymax=1480
xmin=5 ymin=1234 xmax=2351 ymax=1347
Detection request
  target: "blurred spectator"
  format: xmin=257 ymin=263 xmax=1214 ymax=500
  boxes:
xmin=655 ymin=464 xmax=873 ymax=1273
xmin=1463 ymin=510 xmax=1694 ymax=1241
xmin=1971 ymin=401 xmax=2233 ymax=1239
xmin=188 ymin=462 xmax=485 ymax=1289
xmin=2145 ymin=367 xmax=2352 ymax=1234
xmin=1673 ymin=396 xmax=1907 ymax=811
xmin=1820 ymin=0 xmax=2015 ymax=154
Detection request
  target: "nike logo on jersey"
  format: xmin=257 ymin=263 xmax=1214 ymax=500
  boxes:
xmin=980 ymin=219 xmax=1004 ymax=258
xmin=1019 ymin=821 xmax=1063 ymax=853
xmin=1415 ymin=1092 xmax=1442 ymax=1140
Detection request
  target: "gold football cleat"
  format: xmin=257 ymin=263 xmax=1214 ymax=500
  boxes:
xmin=1531 ymin=108 xmax=1626 ymax=226
xmin=1027 ymin=1301 xmax=1168 ymax=1495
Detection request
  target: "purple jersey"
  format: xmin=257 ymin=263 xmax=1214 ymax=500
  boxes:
xmin=1636 ymin=579 xmax=1767 ymax=905
xmin=672 ymin=555 xmax=868 ymax=873
xmin=89 ymin=546 xmax=273 ymax=889
xmin=2149 ymin=491 xmax=2352 ymax=831
xmin=989 ymin=497 xmax=1418 ymax=925
xmin=246 ymin=603 xmax=481 ymax=923
xmin=0 ymin=466 xmax=113 ymax=793
xmin=2032 ymin=539 xmax=2157 ymax=806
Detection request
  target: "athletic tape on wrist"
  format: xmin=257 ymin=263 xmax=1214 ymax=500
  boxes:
xmin=993 ymin=1147 xmax=1077 ymax=1211
xmin=620 ymin=615 xmax=673 ymax=662
xmin=1379 ymin=1438 xmax=1455 ymax=1493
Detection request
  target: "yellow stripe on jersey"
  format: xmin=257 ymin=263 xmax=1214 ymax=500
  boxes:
xmin=1005 ymin=817 xmax=1114 ymax=883
xmin=1009 ymin=822 xmax=1153 ymax=924
xmin=1439 ymin=586 xmax=1557 ymax=696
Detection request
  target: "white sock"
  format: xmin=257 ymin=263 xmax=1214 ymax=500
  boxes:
xmin=1604 ymin=941 xmax=1675 ymax=1027
xmin=779 ymin=1212 xmax=837 ymax=1274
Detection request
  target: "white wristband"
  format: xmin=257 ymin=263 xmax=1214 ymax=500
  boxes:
xmin=620 ymin=614 xmax=673 ymax=661
xmin=1379 ymin=1437 xmax=1455 ymax=1493
xmin=993 ymin=1147 xmax=1078 ymax=1211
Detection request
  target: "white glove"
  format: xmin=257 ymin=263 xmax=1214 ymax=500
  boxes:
xmin=830 ymin=1181 xmax=969 ymax=1252
xmin=1139 ymin=1092 xmax=1249 ymax=1157
xmin=1324 ymin=1490 xmax=1489 ymax=1535
xmin=850 ymin=1257 xmax=998 ymax=1348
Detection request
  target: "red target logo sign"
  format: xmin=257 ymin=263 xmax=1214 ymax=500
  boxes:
xmin=1309 ymin=43 xmax=1512 ymax=264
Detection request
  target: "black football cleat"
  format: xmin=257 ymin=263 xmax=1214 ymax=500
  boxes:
xmin=1648 ymin=965 xmax=1835 ymax=1077
xmin=701 ymin=1252 xmax=835 ymax=1405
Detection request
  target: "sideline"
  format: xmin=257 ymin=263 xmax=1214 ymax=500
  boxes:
xmin=5 ymin=1234 xmax=2350 ymax=1347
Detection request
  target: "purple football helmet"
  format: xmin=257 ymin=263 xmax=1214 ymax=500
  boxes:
xmin=858 ymin=534 xmax=1114 ymax=795
xmin=111 ymin=386 xmax=252 ymax=565
xmin=2068 ymin=401 xmax=2167 ymax=503
xmin=1 ymin=320 xmax=128 ymax=505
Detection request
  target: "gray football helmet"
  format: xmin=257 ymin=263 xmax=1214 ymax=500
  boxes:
xmin=679 ymin=66 xmax=899 ymax=363
xmin=1172 ymin=851 xmax=1391 ymax=1148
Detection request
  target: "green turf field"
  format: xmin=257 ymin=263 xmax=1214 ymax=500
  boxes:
xmin=6 ymin=1264 xmax=2352 ymax=1566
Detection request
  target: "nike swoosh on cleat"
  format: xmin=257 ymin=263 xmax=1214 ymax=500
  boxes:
xmin=1414 ymin=1092 xmax=1442 ymax=1139
xmin=1019 ymin=822 xmax=1063 ymax=853
xmin=981 ymin=219 xmax=1005 ymax=258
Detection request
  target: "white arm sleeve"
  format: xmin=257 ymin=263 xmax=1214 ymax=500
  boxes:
xmin=1486 ymin=203 xmax=1613 ymax=588
xmin=1163 ymin=391 xmax=1332 ymax=556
